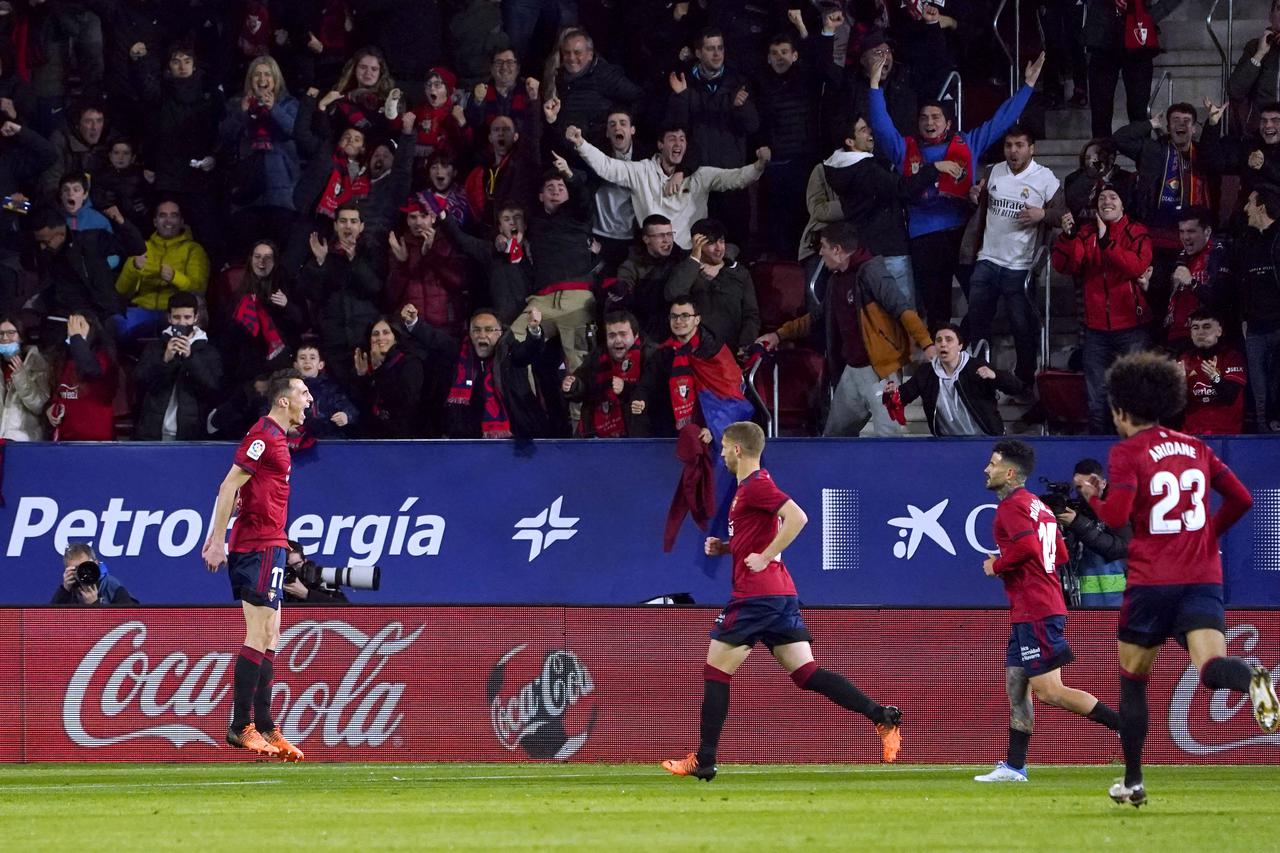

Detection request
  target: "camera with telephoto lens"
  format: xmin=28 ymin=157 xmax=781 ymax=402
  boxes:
xmin=285 ymin=559 xmax=380 ymax=591
xmin=74 ymin=560 xmax=102 ymax=587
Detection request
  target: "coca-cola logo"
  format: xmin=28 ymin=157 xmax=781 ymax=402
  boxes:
xmin=1168 ymin=624 xmax=1280 ymax=754
xmin=487 ymin=644 xmax=598 ymax=760
xmin=62 ymin=620 xmax=424 ymax=749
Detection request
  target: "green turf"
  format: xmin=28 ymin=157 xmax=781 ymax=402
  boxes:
xmin=0 ymin=763 xmax=1275 ymax=851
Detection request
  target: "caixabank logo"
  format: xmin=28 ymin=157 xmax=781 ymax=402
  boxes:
xmin=487 ymin=644 xmax=598 ymax=760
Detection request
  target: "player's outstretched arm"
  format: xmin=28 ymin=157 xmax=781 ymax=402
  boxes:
xmin=202 ymin=466 xmax=252 ymax=572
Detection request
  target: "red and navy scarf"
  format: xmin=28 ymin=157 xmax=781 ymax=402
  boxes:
xmin=232 ymin=292 xmax=286 ymax=360
xmin=446 ymin=338 xmax=512 ymax=438
xmin=589 ymin=338 xmax=643 ymax=438
xmin=246 ymin=100 xmax=276 ymax=151
xmin=317 ymin=153 xmax=370 ymax=217
xmin=663 ymin=332 xmax=747 ymax=429
xmin=903 ymin=133 xmax=973 ymax=198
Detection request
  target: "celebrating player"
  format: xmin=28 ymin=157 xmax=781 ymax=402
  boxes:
xmin=1088 ymin=352 xmax=1276 ymax=807
xmin=662 ymin=421 xmax=902 ymax=781
xmin=201 ymin=368 xmax=313 ymax=761
xmin=975 ymin=440 xmax=1121 ymax=783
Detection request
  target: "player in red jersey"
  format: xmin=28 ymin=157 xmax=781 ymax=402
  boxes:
xmin=662 ymin=421 xmax=902 ymax=781
xmin=974 ymin=440 xmax=1120 ymax=783
xmin=1088 ymin=352 xmax=1275 ymax=807
xmin=201 ymin=368 xmax=313 ymax=761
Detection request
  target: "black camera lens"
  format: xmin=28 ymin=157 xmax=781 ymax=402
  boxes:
xmin=75 ymin=560 xmax=101 ymax=587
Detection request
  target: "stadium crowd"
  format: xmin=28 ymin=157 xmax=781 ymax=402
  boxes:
xmin=0 ymin=0 xmax=1278 ymax=443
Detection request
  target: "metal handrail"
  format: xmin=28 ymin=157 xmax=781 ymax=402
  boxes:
xmin=1207 ymin=0 xmax=1228 ymax=101
xmin=1147 ymin=70 xmax=1173 ymax=118
xmin=1025 ymin=244 xmax=1049 ymax=371
xmin=744 ymin=355 xmax=776 ymax=437
xmin=992 ymin=0 xmax=1016 ymax=98
xmin=937 ymin=70 xmax=963 ymax=132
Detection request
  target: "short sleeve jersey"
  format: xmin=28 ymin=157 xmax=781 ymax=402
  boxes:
xmin=1104 ymin=427 xmax=1227 ymax=586
xmin=228 ymin=417 xmax=291 ymax=552
xmin=992 ymin=487 xmax=1067 ymax=622
xmin=727 ymin=469 xmax=799 ymax=600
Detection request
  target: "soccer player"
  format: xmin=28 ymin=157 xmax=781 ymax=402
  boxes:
xmin=975 ymin=440 xmax=1121 ymax=783
xmin=1088 ymin=351 xmax=1276 ymax=807
xmin=662 ymin=421 xmax=902 ymax=781
xmin=201 ymin=368 xmax=313 ymax=761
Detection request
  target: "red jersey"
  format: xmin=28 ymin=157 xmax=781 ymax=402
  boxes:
xmin=1090 ymin=427 xmax=1252 ymax=586
xmin=727 ymin=469 xmax=799 ymax=600
xmin=991 ymin=488 xmax=1068 ymax=622
xmin=228 ymin=416 xmax=292 ymax=552
xmin=1180 ymin=346 xmax=1246 ymax=435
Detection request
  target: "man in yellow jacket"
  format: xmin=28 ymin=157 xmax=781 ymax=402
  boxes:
xmin=114 ymin=200 xmax=210 ymax=344
xmin=756 ymin=221 xmax=935 ymax=436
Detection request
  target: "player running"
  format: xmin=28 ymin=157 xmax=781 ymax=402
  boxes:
xmin=662 ymin=421 xmax=902 ymax=781
xmin=1088 ymin=352 xmax=1275 ymax=807
xmin=201 ymin=368 xmax=312 ymax=761
xmin=974 ymin=440 xmax=1121 ymax=783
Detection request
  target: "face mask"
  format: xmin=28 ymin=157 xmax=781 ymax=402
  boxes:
xmin=0 ymin=342 xmax=19 ymax=358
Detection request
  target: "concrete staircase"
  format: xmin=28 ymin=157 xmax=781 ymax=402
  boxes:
xmin=942 ymin=0 xmax=1266 ymax=436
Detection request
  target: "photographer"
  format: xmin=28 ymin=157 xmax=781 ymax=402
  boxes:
xmin=1047 ymin=459 xmax=1130 ymax=607
xmin=51 ymin=543 xmax=139 ymax=606
xmin=282 ymin=541 xmax=350 ymax=605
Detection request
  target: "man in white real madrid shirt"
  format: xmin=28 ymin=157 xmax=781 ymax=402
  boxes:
xmin=963 ymin=125 xmax=1062 ymax=387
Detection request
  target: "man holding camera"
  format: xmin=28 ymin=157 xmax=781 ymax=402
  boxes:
xmin=201 ymin=368 xmax=311 ymax=762
xmin=282 ymin=541 xmax=350 ymax=605
xmin=133 ymin=292 xmax=223 ymax=441
xmin=52 ymin=543 xmax=138 ymax=605
xmin=1049 ymin=459 xmax=1131 ymax=608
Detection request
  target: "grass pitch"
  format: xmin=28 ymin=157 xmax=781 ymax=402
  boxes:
xmin=1 ymin=763 xmax=1274 ymax=851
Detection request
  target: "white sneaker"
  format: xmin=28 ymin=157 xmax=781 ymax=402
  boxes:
xmin=1109 ymin=780 xmax=1147 ymax=807
xmin=1250 ymin=666 xmax=1279 ymax=734
xmin=974 ymin=761 xmax=1028 ymax=782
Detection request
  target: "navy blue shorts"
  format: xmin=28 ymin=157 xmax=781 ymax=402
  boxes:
xmin=709 ymin=595 xmax=813 ymax=649
xmin=227 ymin=548 xmax=287 ymax=610
xmin=1118 ymin=583 xmax=1225 ymax=649
xmin=1005 ymin=615 xmax=1075 ymax=676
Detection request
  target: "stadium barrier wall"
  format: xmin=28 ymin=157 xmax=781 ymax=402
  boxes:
xmin=2 ymin=436 xmax=1279 ymax=607
xmin=2 ymin=606 xmax=1277 ymax=764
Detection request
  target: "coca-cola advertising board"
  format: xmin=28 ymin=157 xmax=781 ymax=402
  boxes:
xmin=4 ymin=607 xmax=1278 ymax=763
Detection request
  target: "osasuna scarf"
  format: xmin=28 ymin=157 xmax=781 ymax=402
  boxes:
xmin=446 ymin=338 xmax=511 ymax=438
xmin=317 ymin=153 xmax=370 ymax=217
xmin=903 ymin=133 xmax=973 ymax=198
xmin=663 ymin=332 xmax=744 ymax=429
xmin=589 ymin=338 xmax=643 ymax=438
xmin=232 ymin=292 xmax=286 ymax=359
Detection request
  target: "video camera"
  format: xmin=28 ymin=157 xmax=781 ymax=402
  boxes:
xmin=285 ymin=559 xmax=380 ymax=591
xmin=1038 ymin=478 xmax=1087 ymax=516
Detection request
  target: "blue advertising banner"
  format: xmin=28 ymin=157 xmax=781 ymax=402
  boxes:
xmin=1 ymin=437 xmax=1276 ymax=607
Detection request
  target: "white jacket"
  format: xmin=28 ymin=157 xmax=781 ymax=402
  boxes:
xmin=575 ymin=140 xmax=763 ymax=249
xmin=0 ymin=345 xmax=50 ymax=441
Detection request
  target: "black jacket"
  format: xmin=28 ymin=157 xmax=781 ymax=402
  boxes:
xmin=438 ymin=214 xmax=534 ymax=326
xmin=133 ymin=329 xmax=225 ymax=440
xmin=298 ymin=241 xmax=384 ymax=356
xmin=562 ymin=340 xmax=662 ymax=437
xmin=897 ymin=356 xmax=1022 ymax=436
xmin=664 ymin=255 xmax=760 ymax=351
xmin=1198 ymin=126 xmax=1280 ymax=199
xmin=825 ymin=151 xmax=938 ymax=258
xmin=359 ymin=344 xmax=424 ymax=439
xmin=0 ymin=127 xmax=56 ymax=255
xmin=611 ymin=245 xmax=690 ymax=342
xmin=443 ymin=329 xmax=568 ymax=439
xmin=35 ymin=220 xmax=145 ymax=321
xmin=665 ymin=63 xmax=759 ymax=168
xmin=1082 ymin=0 xmax=1182 ymax=52
xmin=141 ymin=71 xmax=222 ymax=196
xmin=85 ymin=0 xmax=164 ymax=103
xmin=527 ymin=169 xmax=595 ymax=292
xmin=554 ymin=57 xmax=644 ymax=147
xmin=755 ymin=55 xmax=822 ymax=162
xmin=1236 ymin=220 xmax=1280 ymax=331
xmin=1111 ymin=119 xmax=1209 ymax=228
xmin=1064 ymin=505 xmax=1132 ymax=563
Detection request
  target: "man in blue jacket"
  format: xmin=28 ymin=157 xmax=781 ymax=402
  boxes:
xmin=869 ymin=51 xmax=1045 ymax=329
